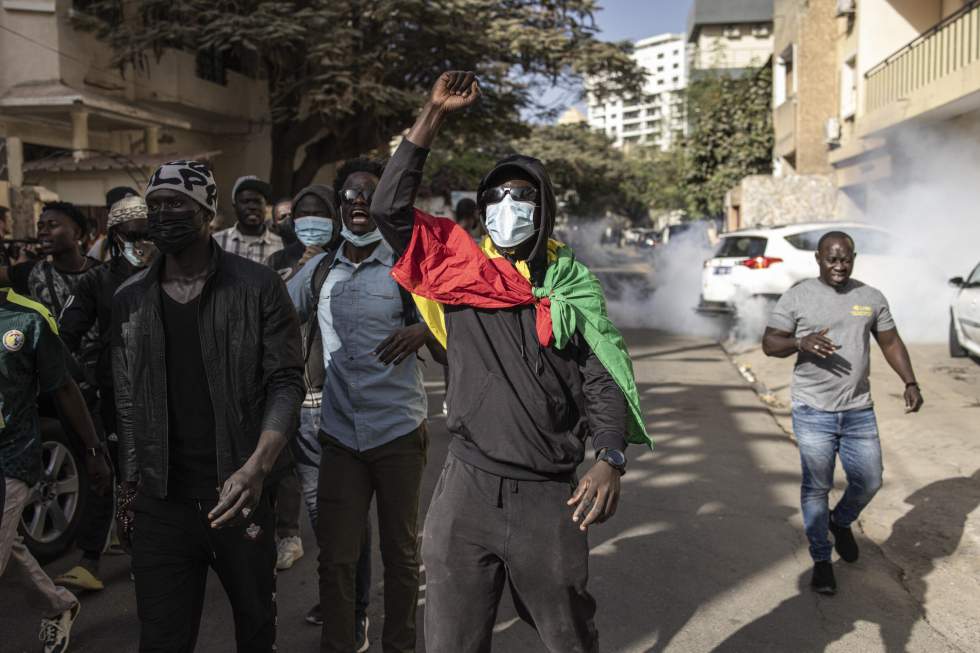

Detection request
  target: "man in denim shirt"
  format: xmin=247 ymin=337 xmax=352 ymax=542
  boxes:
xmin=764 ymin=231 xmax=923 ymax=596
xmin=288 ymin=159 xmax=443 ymax=653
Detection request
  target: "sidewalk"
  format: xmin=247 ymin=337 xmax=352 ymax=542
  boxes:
xmin=726 ymin=342 xmax=980 ymax=652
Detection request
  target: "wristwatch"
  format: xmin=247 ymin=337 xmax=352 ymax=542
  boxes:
xmin=84 ymin=446 xmax=102 ymax=457
xmin=596 ymin=448 xmax=627 ymax=476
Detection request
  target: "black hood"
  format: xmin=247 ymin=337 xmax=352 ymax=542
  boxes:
xmin=477 ymin=154 xmax=557 ymax=266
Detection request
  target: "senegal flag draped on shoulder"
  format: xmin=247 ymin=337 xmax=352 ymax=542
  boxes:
xmin=392 ymin=210 xmax=652 ymax=448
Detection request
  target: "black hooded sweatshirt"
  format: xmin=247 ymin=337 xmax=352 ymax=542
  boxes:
xmin=372 ymin=139 xmax=627 ymax=481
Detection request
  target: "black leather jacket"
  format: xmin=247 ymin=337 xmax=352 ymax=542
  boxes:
xmin=111 ymin=242 xmax=304 ymax=499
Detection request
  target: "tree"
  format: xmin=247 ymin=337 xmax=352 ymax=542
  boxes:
xmin=681 ymin=66 xmax=773 ymax=218
xmin=76 ymin=1 xmax=646 ymax=196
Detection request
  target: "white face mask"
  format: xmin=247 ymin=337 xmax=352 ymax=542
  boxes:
xmin=294 ymin=216 xmax=336 ymax=247
xmin=121 ymin=241 xmax=148 ymax=268
xmin=341 ymin=225 xmax=383 ymax=247
xmin=484 ymin=194 xmax=537 ymax=249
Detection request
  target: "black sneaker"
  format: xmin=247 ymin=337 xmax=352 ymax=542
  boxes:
xmin=829 ymin=517 xmax=859 ymax=562
xmin=355 ymin=615 xmax=370 ymax=653
xmin=811 ymin=561 xmax=837 ymax=595
xmin=304 ymin=603 xmax=322 ymax=626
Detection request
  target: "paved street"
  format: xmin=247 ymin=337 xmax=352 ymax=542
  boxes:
xmin=0 ymin=330 xmax=971 ymax=652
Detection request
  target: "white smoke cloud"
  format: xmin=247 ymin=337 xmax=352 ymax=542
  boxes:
xmin=854 ymin=121 xmax=980 ymax=343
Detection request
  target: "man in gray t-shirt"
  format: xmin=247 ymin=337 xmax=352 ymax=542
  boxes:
xmin=763 ymin=230 xmax=923 ymax=596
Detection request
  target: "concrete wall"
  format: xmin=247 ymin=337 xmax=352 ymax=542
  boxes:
xmin=0 ymin=3 xmax=60 ymax=91
xmin=727 ymin=174 xmax=841 ymax=230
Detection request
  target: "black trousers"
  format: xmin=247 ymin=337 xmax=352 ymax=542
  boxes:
xmin=422 ymin=454 xmax=598 ymax=653
xmin=317 ymin=425 xmax=428 ymax=653
xmin=132 ymin=493 xmax=277 ymax=653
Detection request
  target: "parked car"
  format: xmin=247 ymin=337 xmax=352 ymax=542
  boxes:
xmin=697 ymin=222 xmax=894 ymax=314
xmin=20 ymin=402 xmax=96 ymax=564
xmin=948 ymin=262 xmax=980 ymax=358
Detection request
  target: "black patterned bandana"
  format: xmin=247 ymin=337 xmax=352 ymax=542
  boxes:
xmin=146 ymin=160 xmax=219 ymax=215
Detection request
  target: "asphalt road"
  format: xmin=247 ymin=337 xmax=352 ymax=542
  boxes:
xmin=0 ymin=330 xmax=954 ymax=652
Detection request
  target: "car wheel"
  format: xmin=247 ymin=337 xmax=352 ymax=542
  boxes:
xmin=20 ymin=418 xmax=89 ymax=564
xmin=949 ymin=313 xmax=968 ymax=358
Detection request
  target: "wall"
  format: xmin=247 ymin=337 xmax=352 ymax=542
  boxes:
xmin=0 ymin=3 xmax=60 ymax=91
xmin=727 ymin=174 xmax=841 ymax=230
xmin=794 ymin=0 xmax=838 ymax=174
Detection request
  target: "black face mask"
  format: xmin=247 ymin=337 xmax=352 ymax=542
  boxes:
xmin=148 ymin=209 xmax=206 ymax=254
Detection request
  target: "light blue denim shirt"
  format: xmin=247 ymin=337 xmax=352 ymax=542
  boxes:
xmin=287 ymin=241 xmax=426 ymax=451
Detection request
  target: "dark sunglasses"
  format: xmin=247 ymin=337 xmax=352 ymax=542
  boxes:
xmin=340 ymin=188 xmax=375 ymax=203
xmin=117 ymin=230 xmax=150 ymax=242
xmin=480 ymin=185 xmax=538 ymax=205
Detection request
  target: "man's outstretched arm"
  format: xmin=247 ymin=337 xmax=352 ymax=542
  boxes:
xmin=372 ymin=71 xmax=480 ymax=256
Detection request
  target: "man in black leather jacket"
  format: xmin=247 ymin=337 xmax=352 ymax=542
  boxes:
xmin=111 ymin=160 xmax=304 ymax=652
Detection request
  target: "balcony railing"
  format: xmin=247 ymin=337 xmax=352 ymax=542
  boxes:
xmin=866 ymin=1 xmax=980 ymax=113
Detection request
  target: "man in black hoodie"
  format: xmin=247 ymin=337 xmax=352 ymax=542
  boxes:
xmin=371 ymin=71 xmax=629 ymax=653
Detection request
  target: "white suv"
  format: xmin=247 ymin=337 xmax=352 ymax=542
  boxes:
xmin=697 ymin=222 xmax=892 ymax=314
xmin=949 ymin=261 xmax=980 ymax=358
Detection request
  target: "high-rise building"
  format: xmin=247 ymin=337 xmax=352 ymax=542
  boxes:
xmin=586 ymin=33 xmax=687 ymax=151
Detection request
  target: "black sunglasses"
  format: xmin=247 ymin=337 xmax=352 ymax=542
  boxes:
xmin=117 ymin=230 xmax=150 ymax=242
xmin=480 ymin=185 xmax=538 ymax=205
xmin=340 ymin=188 xmax=375 ymax=203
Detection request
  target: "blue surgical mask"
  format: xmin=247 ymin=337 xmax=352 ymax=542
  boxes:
xmin=484 ymin=195 xmax=537 ymax=248
xmin=294 ymin=216 xmax=336 ymax=247
xmin=341 ymin=225 xmax=383 ymax=247
xmin=121 ymin=241 xmax=149 ymax=268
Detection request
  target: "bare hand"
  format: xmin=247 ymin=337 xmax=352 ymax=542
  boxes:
xmin=208 ymin=463 xmax=264 ymax=528
xmin=85 ymin=452 xmax=112 ymax=497
xmin=800 ymin=328 xmax=838 ymax=359
xmin=298 ymin=245 xmax=324 ymax=267
xmin=904 ymin=384 xmax=924 ymax=413
xmin=567 ymin=461 xmax=621 ymax=531
xmin=429 ymin=71 xmax=480 ymax=114
xmin=375 ymin=323 xmax=430 ymax=365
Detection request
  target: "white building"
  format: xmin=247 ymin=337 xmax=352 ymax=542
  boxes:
xmin=586 ymin=33 xmax=687 ymax=151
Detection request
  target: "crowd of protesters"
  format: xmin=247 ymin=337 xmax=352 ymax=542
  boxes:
xmin=0 ymin=70 xmax=923 ymax=653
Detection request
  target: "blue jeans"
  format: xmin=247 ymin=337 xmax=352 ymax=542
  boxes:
xmin=792 ymin=403 xmax=884 ymax=562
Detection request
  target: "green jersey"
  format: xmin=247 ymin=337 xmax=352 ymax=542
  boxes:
xmin=0 ymin=288 xmax=67 ymax=485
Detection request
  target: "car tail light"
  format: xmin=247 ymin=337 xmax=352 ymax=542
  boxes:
xmin=740 ymin=256 xmax=783 ymax=269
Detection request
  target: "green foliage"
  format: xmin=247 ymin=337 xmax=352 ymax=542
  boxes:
xmin=680 ymin=67 xmax=774 ymax=218
xmin=75 ymin=0 xmax=646 ymax=195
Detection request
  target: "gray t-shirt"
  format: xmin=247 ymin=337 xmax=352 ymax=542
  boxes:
xmin=768 ymin=278 xmax=895 ymax=412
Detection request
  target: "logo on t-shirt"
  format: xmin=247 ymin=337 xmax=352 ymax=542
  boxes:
xmin=851 ymin=305 xmax=873 ymax=317
xmin=2 ymin=329 xmax=25 ymax=352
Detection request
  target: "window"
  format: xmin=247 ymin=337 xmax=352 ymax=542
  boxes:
xmin=967 ymin=263 xmax=980 ymax=286
xmin=774 ymin=45 xmax=796 ymax=106
xmin=716 ymin=237 xmax=767 ymax=259
xmin=752 ymin=24 xmax=771 ymax=38
xmin=673 ymin=63 xmax=679 ymax=69
xmin=196 ymin=48 xmax=228 ymax=85
xmin=784 ymin=228 xmax=892 ymax=254
xmin=658 ymin=53 xmax=664 ymax=59
xmin=672 ymin=76 xmax=679 ymax=83
xmin=657 ymin=66 xmax=664 ymax=72
xmin=723 ymin=25 xmax=741 ymax=39
xmin=840 ymin=55 xmax=857 ymax=119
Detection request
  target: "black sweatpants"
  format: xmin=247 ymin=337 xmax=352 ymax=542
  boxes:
xmin=421 ymin=454 xmax=598 ymax=653
xmin=132 ymin=493 xmax=277 ymax=653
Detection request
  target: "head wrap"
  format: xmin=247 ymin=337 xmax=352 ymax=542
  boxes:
xmin=106 ymin=186 xmax=138 ymax=211
xmin=107 ymin=195 xmax=148 ymax=229
xmin=146 ymin=160 xmax=218 ymax=215
xmin=232 ymin=176 xmax=273 ymax=204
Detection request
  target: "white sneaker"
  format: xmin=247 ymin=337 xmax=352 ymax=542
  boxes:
xmin=276 ymin=536 xmax=304 ymax=570
xmin=39 ymin=602 xmax=80 ymax=653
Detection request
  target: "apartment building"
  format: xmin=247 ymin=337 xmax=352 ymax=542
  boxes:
xmin=586 ymin=33 xmax=687 ymax=151
xmin=687 ymin=0 xmax=774 ymax=77
xmin=829 ymin=0 xmax=980 ymax=213
xmin=0 ymin=0 xmax=270 ymax=236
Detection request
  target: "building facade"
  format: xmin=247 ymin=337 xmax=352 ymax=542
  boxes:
xmin=0 ymin=0 xmax=271 ymax=236
xmin=828 ymin=0 xmax=980 ymax=215
xmin=687 ymin=0 xmax=774 ymax=77
xmin=772 ymin=0 xmax=840 ymax=176
xmin=586 ymin=33 xmax=687 ymax=151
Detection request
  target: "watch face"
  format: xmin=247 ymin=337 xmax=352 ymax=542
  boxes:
xmin=605 ymin=449 xmax=626 ymax=467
